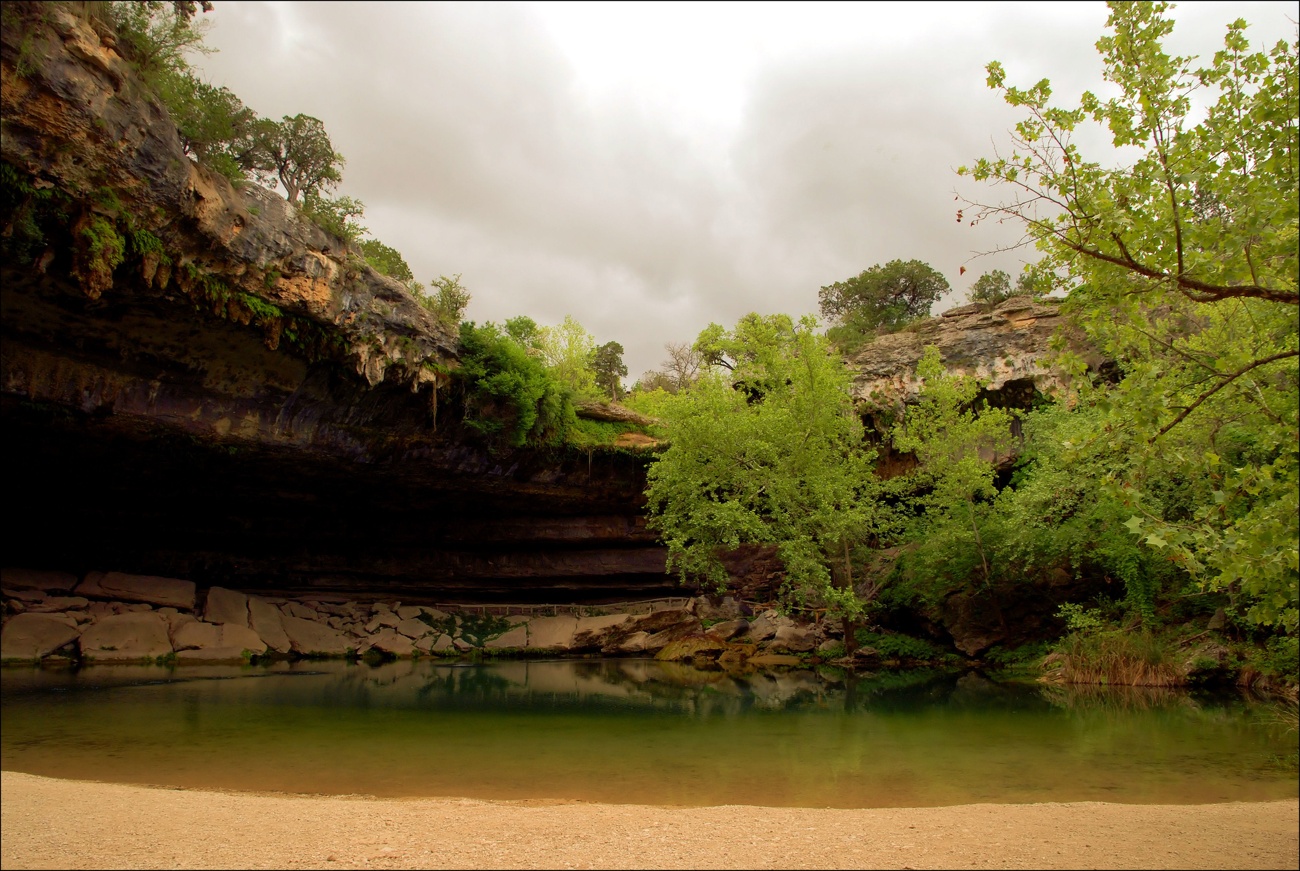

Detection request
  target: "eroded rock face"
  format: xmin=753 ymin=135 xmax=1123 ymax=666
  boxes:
xmin=845 ymin=297 xmax=1098 ymax=412
xmin=0 ymin=6 xmax=675 ymax=605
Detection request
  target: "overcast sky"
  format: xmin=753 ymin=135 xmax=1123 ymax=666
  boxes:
xmin=188 ymin=1 xmax=1297 ymax=383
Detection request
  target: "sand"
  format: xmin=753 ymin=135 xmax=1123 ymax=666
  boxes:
xmin=1 ymin=770 xmax=1296 ymax=870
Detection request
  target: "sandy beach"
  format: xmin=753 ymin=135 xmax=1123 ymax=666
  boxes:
xmin=1 ymin=770 xmax=1296 ymax=870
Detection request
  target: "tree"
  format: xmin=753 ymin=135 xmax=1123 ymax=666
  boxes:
xmin=357 ymin=238 xmax=418 ymax=289
xmin=590 ymin=341 xmax=628 ymax=400
xmin=156 ymin=70 xmax=258 ymax=183
xmin=959 ymin=2 xmax=1298 ymax=631
xmin=818 ymin=259 xmax=950 ymax=335
xmin=635 ymin=340 xmax=704 ymax=395
xmin=300 ymin=190 xmax=365 ymax=242
xmin=422 ymin=274 xmax=471 ymax=327
xmin=503 ymin=315 xmax=542 ymax=350
xmin=644 ymin=313 xmax=881 ymax=637
xmin=249 ymin=113 xmax=344 ymax=205
xmin=891 ymin=346 xmax=1016 ymax=584
xmin=537 ymin=315 xmax=597 ymax=395
xmin=969 ymin=269 xmax=1014 ymax=305
xmin=456 ymin=321 xmax=574 ymax=448
xmin=105 ymin=0 xmax=214 ymax=84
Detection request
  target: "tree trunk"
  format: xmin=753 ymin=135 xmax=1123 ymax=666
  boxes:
xmin=841 ymin=536 xmax=858 ymax=655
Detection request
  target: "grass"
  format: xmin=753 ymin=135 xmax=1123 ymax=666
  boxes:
xmin=1047 ymin=628 xmax=1183 ymax=687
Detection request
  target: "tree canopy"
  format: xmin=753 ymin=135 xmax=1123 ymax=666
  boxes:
xmin=818 ymin=259 xmax=950 ymax=335
xmin=248 ymin=113 xmax=344 ymax=205
xmin=960 ymin=1 xmax=1298 ymax=631
xmin=645 ymin=314 xmax=880 ymax=620
xmin=590 ymin=341 xmax=628 ymax=400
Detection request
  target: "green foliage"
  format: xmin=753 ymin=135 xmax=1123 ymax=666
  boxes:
xmin=818 ymin=259 xmax=951 ymax=348
xmin=420 ymin=274 xmax=471 ymax=328
xmin=75 ymin=214 xmax=125 ymax=288
xmin=106 ymin=0 xmax=214 ymax=85
xmin=891 ymin=346 xmax=1016 ymax=583
xmin=590 ymin=340 xmax=628 ymax=400
xmin=960 ymin=2 xmax=1299 ymax=634
xmin=246 ymin=113 xmax=344 ymax=205
xmin=155 ymin=69 xmax=257 ymax=184
xmin=644 ymin=313 xmax=881 ymax=619
xmin=969 ymin=269 xmax=1014 ymax=305
xmin=538 ymin=315 xmax=598 ymax=396
xmin=300 ymin=191 xmax=365 ymax=242
xmin=854 ymin=629 xmax=949 ymax=662
xmin=357 ymin=238 xmax=416 ymax=286
xmin=455 ymin=320 xmax=575 ymax=448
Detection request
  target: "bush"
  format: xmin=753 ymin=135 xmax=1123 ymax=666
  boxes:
xmin=456 ymin=321 xmax=575 ymax=448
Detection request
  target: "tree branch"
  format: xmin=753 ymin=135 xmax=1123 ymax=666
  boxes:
xmin=1152 ymin=350 xmax=1299 ymax=441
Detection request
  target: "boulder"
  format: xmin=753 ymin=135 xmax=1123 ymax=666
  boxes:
xmin=76 ymin=571 xmax=196 ymax=611
xmin=527 ymin=615 xmax=578 ymax=650
xmin=692 ymin=596 xmax=743 ymax=621
xmin=248 ymin=596 xmax=292 ymax=653
xmin=606 ymin=630 xmax=650 ymax=654
xmin=484 ymin=623 xmax=528 ymax=649
xmin=171 ymin=621 xmax=222 ymax=651
xmin=704 ymin=619 xmax=749 ymax=641
xmin=79 ymin=612 xmax=173 ymax=661
xmin=395 ymin=606 xmax=424 ymax=620
xmin=1 ymin=568 xmax=78 ymax=594
xmin=24 ymin=596 xmax=91 ymax=613
xmin=747 ymin=653 xmax=802 ymax=667
xmin=280 ymin=601 xmax=318 ymax=621
xmin=570 ymin=614 xmax=632 ymax=650
xmin=368 ymin=628 xmax=415 ymax=657
xmin=655 ymin=636 xmax=727 ymax=662
xmin=395 ymin=617 xmax=432 ymax=639
xmin=364 ymin=612 xmax=402 ymax=632
xmin=203 ymin=587 xmax=250 ymax=627
xmin=770 ymin=625 xmax=818 ymax=653
xmin=1 ymin=612 xmax=82 ymax=660
xmin=280 ymin=614 xmax=353 ymax=656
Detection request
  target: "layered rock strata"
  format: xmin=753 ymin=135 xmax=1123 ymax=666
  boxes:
xmin=0 ymin=566 xmax=850 ymax=670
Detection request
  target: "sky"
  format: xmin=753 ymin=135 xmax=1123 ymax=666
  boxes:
xmin=187 ymin=1 xmax=1298 ymax=384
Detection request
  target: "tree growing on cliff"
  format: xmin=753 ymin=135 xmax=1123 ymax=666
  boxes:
xmin=590 ymin=341 xmax=628 ymax=400
xmin=248 ymin=113 xmax=344 ymax=205
xmin=645 ymin=314 xmax=882 ymax=636
xmin=819 ymin=259 xmax=951 ymax=352
xmin=537 ymin=315 xmax=598 ymax=396
xmin=959 ymin=1 xmax=1298 ymax=631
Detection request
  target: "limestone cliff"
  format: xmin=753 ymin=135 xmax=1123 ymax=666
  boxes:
xmin=0 ymin=4 xmax=670 ymax=604
xmin=846 ymin=296 xmax=1101 ymax=414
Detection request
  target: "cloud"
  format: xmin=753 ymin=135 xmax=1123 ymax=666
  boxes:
xmin=189 ymin=1 xmax=1299 ymax=382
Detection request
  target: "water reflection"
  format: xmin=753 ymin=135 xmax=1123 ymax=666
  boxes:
xmin=2 ymin=659 xmax=1295 ymax=807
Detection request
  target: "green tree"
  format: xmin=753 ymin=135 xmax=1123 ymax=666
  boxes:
xmin=959 ymin=1 xmax=1298 ymax=631
xmin=455 ymin=321 xmax=574 ymax=448
xmin=891 ymin=346 xmax=1016 ymax=584
xmin=300 ymin=190 xmax=365 ymax=242
xmin=969 ymin=269 xmax=1013 ymax=305
xmin=357 ymin=238 xmax=420 ymax=291
xmin=156 ymin=70 xmax=258 ymax=183
xmin=105 ymin=0 xmax=213 ymax=84
xmin=538 ymin=315 xmax=597 ymax=395
xmin=645 ymin=313 xmax=881 ymax=633
xmin=590 ymin=340 xmax=628 ymax=400
xmin=249 ymin=113 xmax=344 ymax=205
xmin=422 ymin=274 xmax=471 ymax=327
xmin=819 ymin=259 xmax=951 ymax=339
xmin=503 ymin=315 xmax=541 ymax=350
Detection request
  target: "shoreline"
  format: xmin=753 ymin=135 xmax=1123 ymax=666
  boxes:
xmin=3 ymin=771 xmax=1297 ymax=870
